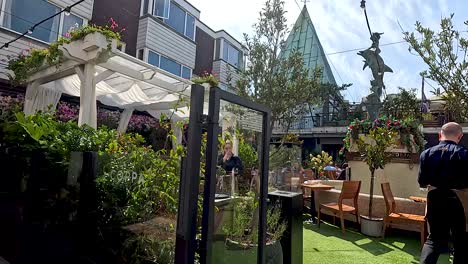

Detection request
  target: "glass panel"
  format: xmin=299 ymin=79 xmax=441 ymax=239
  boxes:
xmin=181 ymin=66 xmax=191 ymax=79
xmin=211 ymin=101 xmax=270 ymax=263
xmin=142 ymin=0 xmax=149 ymax=14
xmin=223 ymin=40 xmax=229 ymax=62
xmin=4 ymin=0 xmax=60 ymax=42
xmin=165 ymin=2 xmax=185 ymax=35
xmin=62 ymin=14 xmax=83 ymax=37
xmin=185 ymin=14 xmax=195 ymax=40
xmin=148 ymin=51 xmax=160 ymax=67
xmin=268 ymin=144 xmax=302 ymax=192
xmin=227 ymin=45 xmax=240 ymax=67
xmin=154 ymin=0 xmax=169 ymax=18
xmin=160 ymin=56 xmax=181 ymax=76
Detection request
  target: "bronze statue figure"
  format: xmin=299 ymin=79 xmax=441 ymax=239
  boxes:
xmin=358 ymin=32 xmax=393 ymax=119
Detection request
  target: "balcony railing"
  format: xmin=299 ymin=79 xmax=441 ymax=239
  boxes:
xmin=273 ymin=109 xmax=448 ymax=133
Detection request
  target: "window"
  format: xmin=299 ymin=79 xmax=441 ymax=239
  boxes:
xmin=142 ymin=0 xmax=149 ymax=15
xmin=185 ymin=14 xmax=195 ymax=40
xmin=62 ymin=14 xmax=84 ymax=37
xmin=148 ymin=51 xmax=160 ymax=66
xmin=165 ymin=2 xmax=185 ymax=36
xmin=3 ymin=0 xmax=60 ymax=43
xmin=154 ymin=0 xmax=170 ymax=19
xmin=160 ymin=56 xmax=181 ymax=76
xmin=145 ymin=49 xmax=191 ymax=78
xmin=223 ymin=40 xmax=242 ymax=68
xmin=163 ymin=1 xmax=195 ymax=40
xmin=137 ymin=49 xmax=144 ymax=60
xmin=1 ymin=0 xmax=86 ymax=43
xmin=182 ymin=66 xmax=191 ymax=79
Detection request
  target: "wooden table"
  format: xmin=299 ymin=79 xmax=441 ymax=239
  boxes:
xmin=409 ymin=196 xmax=427 ymax=203
xmin=301 ymin=183 xmax=334 ymax=223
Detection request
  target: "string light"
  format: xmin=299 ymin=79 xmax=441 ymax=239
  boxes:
xmin=64 ymin=6 xmax=71 ymax=16
xmin=0 ymin=0 xmax=84 ymax=50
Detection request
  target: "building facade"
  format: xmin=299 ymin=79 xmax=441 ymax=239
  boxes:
xmin=92 ymin=0 xmax=245 ymax=89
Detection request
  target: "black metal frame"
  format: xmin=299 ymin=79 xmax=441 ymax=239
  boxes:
xmin=175 ymin=84 xmax=205 ymax=263
xmin=174 ymin=86 xmax=271 ymax=264
xmin=200 ymin=87 xmax=271 ymax=264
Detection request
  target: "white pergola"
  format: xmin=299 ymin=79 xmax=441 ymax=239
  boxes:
xmin=21 ymin=32 xmax=193 ymax=137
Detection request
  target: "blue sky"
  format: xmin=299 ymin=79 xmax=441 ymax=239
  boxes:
xmin=189 ymin=0 xmax=468 ymax=103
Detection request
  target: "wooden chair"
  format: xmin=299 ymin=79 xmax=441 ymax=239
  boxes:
xmin=304 ymin=169 xmax=314 ymax=181
xmin=381 ymin=182 xmax=426 ymax=247
xmin=302 ymin=169 xmax=314 ymax=210
xmin=324 ymin=170 xmax=336 ymax=180
xmin=318 ymin=181 xmax=361 ymax=234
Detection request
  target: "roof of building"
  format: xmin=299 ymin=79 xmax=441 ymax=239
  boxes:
xmin=280 ymin=5 xmax=336 ymax=85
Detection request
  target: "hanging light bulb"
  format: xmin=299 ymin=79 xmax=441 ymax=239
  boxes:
xmin=360 ymin=0 xmax=366 ymax=10
xmin=27 ymin=27 xmax=34 ymax=34
xmin=64 ymin=7 xmax=71 ymax=16
xmin=4 ymin=43 xmax=9 ymax=50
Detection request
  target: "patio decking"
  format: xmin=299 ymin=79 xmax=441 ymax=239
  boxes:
xmin=304 ymin=222 xmax=452 ymax=264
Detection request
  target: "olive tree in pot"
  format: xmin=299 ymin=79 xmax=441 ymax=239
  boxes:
xmin=355 ymin=127 xmax=397 ymax=237
xmin=222 ymin=192 xmax=286 ymax=264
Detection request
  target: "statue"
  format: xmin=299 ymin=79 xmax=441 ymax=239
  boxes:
xmin=358 ymin=32 xmax=393 ymax=120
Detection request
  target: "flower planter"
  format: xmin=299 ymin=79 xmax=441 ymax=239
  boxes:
xmin=225 ymin=238 xmax=283 ymax=264
xmin=68 ymin=151 xmax=83 ymax=186
xmin=201 ymin=83 xmax=211 ymax=89
xmin=360 ymin=215 xmax=383 ymax=237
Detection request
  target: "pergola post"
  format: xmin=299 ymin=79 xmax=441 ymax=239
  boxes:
xmin=117 ymin=108 xmax=134 ymax=133
xmin=77 ymin=63 xmax=97 ymax=128
xmin=171 ymin=119 xmax=183 ymax=150
xmin=23 ymin=81 xmax=40 ymax=116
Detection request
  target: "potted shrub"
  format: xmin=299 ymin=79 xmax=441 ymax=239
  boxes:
xmin=355 ymin=127 xmax=397 ymax=237
xmin=222 ymin=192 xmax=286 ymax=264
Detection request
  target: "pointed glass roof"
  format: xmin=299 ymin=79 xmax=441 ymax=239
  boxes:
xmin=281 ymin=5 xmax=336 ymax=85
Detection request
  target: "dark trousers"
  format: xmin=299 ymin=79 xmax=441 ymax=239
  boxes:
xmin=420 ymin=189 xmax=467 ymax=264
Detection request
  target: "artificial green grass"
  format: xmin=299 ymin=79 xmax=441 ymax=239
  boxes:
xmin=304 ymin=222 xmax=451 ymax=264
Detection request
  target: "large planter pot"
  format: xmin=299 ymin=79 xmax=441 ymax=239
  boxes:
xmin=225 ymin=238 xmax=283 ymax=264
xmin=360 ymin=215 xmax=383 ymax=237
xmin=68 ymin=151 xmax=83 ymax=186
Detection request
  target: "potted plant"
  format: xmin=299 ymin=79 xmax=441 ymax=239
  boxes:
xmin=192 ymin=71 xmax=220 ymax=88
xmin=222 ymin=192 xmax=286 ymax=263
xmin=355 ymin=126 xmax=397 ymax=237
xmin=308 ymin=151 xmax=333 ymax=180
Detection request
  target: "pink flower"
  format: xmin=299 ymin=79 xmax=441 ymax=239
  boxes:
xmin=109 ymin=18 xmax=119 ymax=30
xmin=64 ymin=32 xmax=71 ymax=38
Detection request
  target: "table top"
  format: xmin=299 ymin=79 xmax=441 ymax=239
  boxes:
xmin=301 ymin=182 xmax=334 ymax=191
xmin=409 ymin=196 xmax=427 ymax=203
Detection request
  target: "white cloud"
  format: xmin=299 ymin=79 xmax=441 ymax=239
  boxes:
xmin=188 ymin=0 xmax=461 ymax=101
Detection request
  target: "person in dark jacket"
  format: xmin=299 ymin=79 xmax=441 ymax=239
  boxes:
xmin=217 ymin=141 xmax=243 ymax=175
xmin=419 ymin=122 xmax=468 ymax=264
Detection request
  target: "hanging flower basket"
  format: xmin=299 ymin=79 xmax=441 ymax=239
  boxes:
xmin=7 ymin=18 xmax=123 ymax=85
xmin=344 ymin=117 xmax=425 ymax=158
